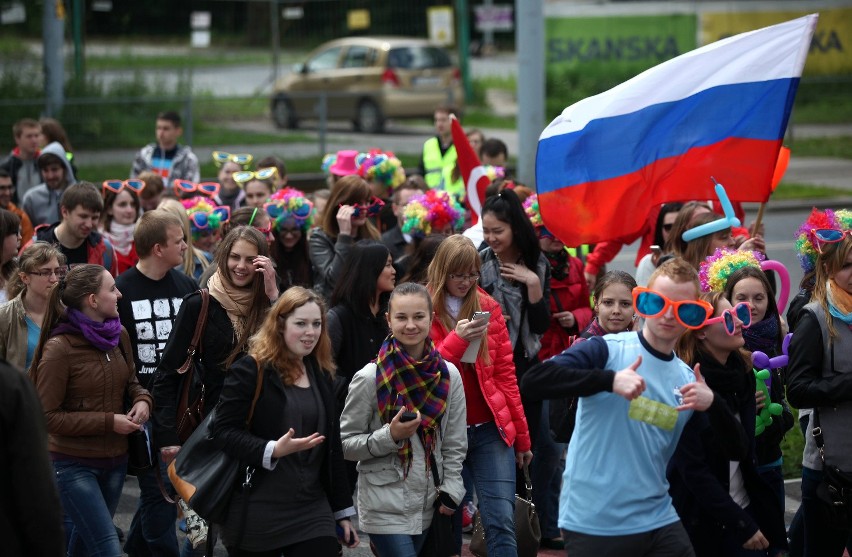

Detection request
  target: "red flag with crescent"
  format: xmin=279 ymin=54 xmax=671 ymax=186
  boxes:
xmin=450 ymin=115 xmax=489 ymax=225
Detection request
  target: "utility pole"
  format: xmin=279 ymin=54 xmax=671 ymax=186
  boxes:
xmin=455 ymin=0 xmax=473 ymax=103
xmin=516 ymin=0 xmax=544 ymax=185
xmin=43 ymin=0 xmax=65 ymax=116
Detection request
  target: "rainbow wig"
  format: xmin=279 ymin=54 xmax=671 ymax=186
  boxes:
xmin=182 ymin=196 xmax=226 ymax=240
xmin=321 ymin=153 xmax=338 ymax=175
xmin=265 ymin=187 xmax=314 ymax=231
xmin=794 ymin=208 xmax=852 ymax=274
xmin=358 ymin=150 xmax=406 ymax=192
xmin=523 ymin=194 xmax=543 ymax=228
xmin=401 ymin=189 xmax=465 ymax=237
xmin=699 ymin=248 xmax=765 ymax=293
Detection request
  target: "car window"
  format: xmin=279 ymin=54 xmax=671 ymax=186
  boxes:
xmin=342 ymin=45 xmax=373 ymax=68
xmin=387 ymin=46 xmax=451 ymax=70
xmin=306 ymin=47 xmax=342 ymax=72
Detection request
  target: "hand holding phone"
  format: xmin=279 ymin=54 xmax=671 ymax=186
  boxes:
xmin=400 ymin=411 xmax=418 ymax=423
xmin=336 ymin=523 xmax=356 ymax=546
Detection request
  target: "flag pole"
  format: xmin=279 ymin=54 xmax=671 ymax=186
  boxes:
xmin=752 ymin=202 xmax=767 ymax=236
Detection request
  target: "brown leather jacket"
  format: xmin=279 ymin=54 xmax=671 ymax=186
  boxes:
xmin=29 ymin=327 xmax=153 ymax=459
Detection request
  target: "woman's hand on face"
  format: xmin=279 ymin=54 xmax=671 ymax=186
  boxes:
xmin=113 ymin=414 xmax=143 ymax=434
xmin=455 ymin=318 xmax=488 ymax=342
xmin=554 ymin=310 xmax=575 ymax=329
xmin=253 ymin=256 xmax=279 ymax=301
xmin=336 ymin=205 xmax=355 ymax=236
xmin=126 ymin=400 xmax=150 ymax=425
xmin=272 ymin=429 xmax=325 ymax=458
xmin=389 ymin=408 xmax=420 ymax=443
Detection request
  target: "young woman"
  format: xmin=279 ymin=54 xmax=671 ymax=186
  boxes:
xmin=238 ymin=174 xmax=277 ymax=210
xmin=0 ymin=208 xmax=21 ymax=303
xmin=787 ymin=226 xmax=852 ymax=557
xmin=183 ymin=196 xmax=229 ymax=255
xmin=340 ymin=282 xmax=466 ymax=557
xmin=215 ymin=158 xmax=248 ymax=212
xmin=29 ymin=264 xmax=153 ymax=557
xmin=427 ymin=234 xmax=531 ymax=557
xmin=157 ymin=198 xmax=214 ymax=283
xmin=327 ymin=242 xmax=396 ymax=409
xmin=214 ymin=287 xmax=358 ymax=556
xmin=581 ymin=270 xmax=638 ymax=338
xmin=309 ymin=175 xmax=380 ymax=300
xmin=635 ymin=202 xmax=683 ymax=286
xmin=0 ymin=242 xmax=65 ymax=371
xmin=266 ymin=188 xmax=315 ymax=292
xmin=671 ymin=291 xmax=787 ymax=556
xmin=359 ymin=150 xmax=406 ymax=233
xmin=100 ymin=180 xmax=143 ymax=275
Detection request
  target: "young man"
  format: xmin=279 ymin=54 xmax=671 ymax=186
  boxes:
xmin=521 ymin=258 xmax=747 ymax=557
xmin=0 ymin=118 xmax=42 ymax=202
xmin=116 ymin=210 xmax=196 ymax=557
xmin=131 ymin=111 xmax=199 ymax=189
xmin=380 ymin=176 xmax=427 ymax=261
xmin=0 ymin=169 xmax=33 ymax=246
xmin=33 ymin=182 xmax=117 ymax=276
xmin=21 ymin=141 xmax=76 ymax=227
xmin=419 ymin=105 xmax=463 ymax=200
xmin=480 ymin=137 xmax=508 ymax=167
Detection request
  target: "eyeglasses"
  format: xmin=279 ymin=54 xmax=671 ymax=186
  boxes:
xmin=341 ymin=196 xmax=385 ymax=217
xmin=632 ymin=287 xmax=713 ymax=329
xmin=103 ymin=179 xmax=145 ymax=196
xmin=174 ymin=180 xmax=221 ymax=198
xmin=813 ymin=228 xmax=852 ymax=253
xmin=28 ymin=266 xmax=67 ymax=279
xmin=278 ymin=227 xmax=302 ymax=236
xmin=264 ymin=200 xmax=313 ymax=222
xmin=212 ymin=151 xmax=253 ymax=168
xmin=188 ymin=206 xmax=231 ymax=229
xmin=233 ymin=167 xmax=278 ymax=184
xmin=705 ymin=302 xmax=752 ymax=335
xmin=448 ymin=273 xmax=480 ymax=283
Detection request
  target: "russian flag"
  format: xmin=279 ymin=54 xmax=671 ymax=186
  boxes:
xmin=536 ymin=14 xmax=817 ymax=246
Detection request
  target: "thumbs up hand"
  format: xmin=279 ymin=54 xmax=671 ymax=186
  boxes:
xmin=613 ymin=356 xmax=646 ymax=401
xmin=677 ymin=363 xmax=715 ymax=412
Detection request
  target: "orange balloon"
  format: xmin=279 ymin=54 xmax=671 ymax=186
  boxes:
xmin=771 ymin=146 xmax=791 ymax=192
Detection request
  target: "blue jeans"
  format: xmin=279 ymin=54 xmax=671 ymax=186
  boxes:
xmin=530 ymin=401 xmax=566 ymax=539
xmin=369 ymin=532 xmax=428 ymax=557
xmin=125 ymin=426 xmax=179 ymax=557
xmin=800 ymin=466 xmax=849 ymax=557
xmin=466 ymin=421 xmax=517 ymax=557
xmin=54 ymin=459 xmax=127 ymax=557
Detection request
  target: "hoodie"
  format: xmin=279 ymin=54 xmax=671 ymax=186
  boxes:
xmin=21 ymin=142 xmax=76 ymax=227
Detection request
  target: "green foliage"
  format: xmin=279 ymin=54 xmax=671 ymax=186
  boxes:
xmin=782 ymin=407 xmax=805 ymax=479
xmin=772 ymin=182 xmax=851 ymax=200
xmin=788 ymin=136 xmax=852 ymax=159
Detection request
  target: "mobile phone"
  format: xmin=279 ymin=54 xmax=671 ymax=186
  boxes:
xmin=336 ymin=523 xmax=355 ymax=545
xmin=472 ymin=311 xmax=490 ymax=321
xmin=400 ymin=411 xmax=418 ymax=423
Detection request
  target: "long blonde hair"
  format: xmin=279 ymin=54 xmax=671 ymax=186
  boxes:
xmin=812 ymin=236 xmax=852 ymax=341
xmin=157 ymin=198 xmax=212 ymax=277
xmin=249 ymin=287 xmax=335 ymax=385
xmin=676 ymin=291 xmax=751 ymax=368
xmin=427 ymin=235 xmax=489 ymax=360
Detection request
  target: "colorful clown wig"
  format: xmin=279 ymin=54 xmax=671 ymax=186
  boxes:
xmin=699 ymin=248 xmax=765 ymax=293
xmin=523 ymin=194 xmax=543 ymax=228
xmin=264 ymin=187 xmax=314 ymax=231
xmin=794 ymin=208 xmax=852 ymax=274
xmin=357 ymin=150 xmax=406 ymax=191
xmin=401 ymin=189 xmax=465 ymax=237
xmin=182 ymin=196 xmax=227 ymax=240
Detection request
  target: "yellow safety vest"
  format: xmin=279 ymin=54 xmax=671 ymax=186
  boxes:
xmin=422 ymin=137 xmax=464 ymax=200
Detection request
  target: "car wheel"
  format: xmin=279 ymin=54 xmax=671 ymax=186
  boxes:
xmin=272 ymin=97 xmax=297 ymax=129
xmin=355 ymin=99 xmax=384 ymax=134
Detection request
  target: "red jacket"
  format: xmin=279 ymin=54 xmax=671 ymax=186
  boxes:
xmin=430 ymin=288 xmax=531 ymax=452
xmin=540 ymin=256 xmax=593 ymax=360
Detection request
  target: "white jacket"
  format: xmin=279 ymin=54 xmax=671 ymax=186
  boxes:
xmin=340 ymin=361 xmax=467 ymax=535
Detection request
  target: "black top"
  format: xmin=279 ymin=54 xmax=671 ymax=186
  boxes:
xmin=326 ymin=303 xmax=389 ymax=409
xmin=115 ymin=267 xmax=198 ymax=390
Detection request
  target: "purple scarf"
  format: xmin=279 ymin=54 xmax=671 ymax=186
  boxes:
xmin=51 ymin=308 xmax=122 ymax=352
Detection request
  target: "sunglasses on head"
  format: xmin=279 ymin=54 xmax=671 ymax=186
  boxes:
xmin=212 ymin=151 xmax=253 ymax=168
xmin=632 ymin=287 xmax=713 ymax=329
xmin=264 ymin=200 xmax=313 ymax=222
xmin=247 ymin=207 xmax=273 ymax=235
xmin=233 ymin=167 xmax=278 ymax=185
xmin=705 ymin=302 xmax=752 ymax=335
xmin=189 ymin=206 xmax=231 ymax=229
xmin=103 ymin=179 xmax=145 ymax=196
xmin=813 ymin=228 xmax=852 ymax=253
xmin=174 ymin=180 xmax=221 ymax=198
xmin=341 ymin=196 xmax=385 ymax=217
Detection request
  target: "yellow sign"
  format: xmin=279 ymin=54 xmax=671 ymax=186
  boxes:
xmin=347 ymin=9 xmax=370 ymax=31
xmin=701 ymin=9 xmax=851 ymax=75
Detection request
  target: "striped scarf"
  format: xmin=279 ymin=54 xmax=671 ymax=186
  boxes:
xmin=375 ymin=335 xmax=450 ymax=478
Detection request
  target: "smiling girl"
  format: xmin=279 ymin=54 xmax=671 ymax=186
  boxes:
xmin=101 ymin=181 xmax=142 ymax=275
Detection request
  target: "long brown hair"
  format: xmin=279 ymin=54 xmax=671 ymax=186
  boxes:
xmin=812 ymin=236 xmax=852 ymax=341
xmin=676 ymin=291 xmax=751 ymax=369
xmin=29 ymin=264 xmax=106 ymax=374
xmin=320 ymin=175 xmax=379 ymax=241
xmin=249 ymin=287 xmax=335 ymax=385
xmin=427 ymin=235 xmax=489 ymax=360
xmin=215 ymin=226 xmax=272 ymax=367
xmin=7 ymin=242 xmax=66 ymax=300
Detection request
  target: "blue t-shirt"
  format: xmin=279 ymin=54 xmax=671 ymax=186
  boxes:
xmin=24 ymin=315 xmax=40 ymax=370
xmin=554 ymin=331 xmax=696 ymax=535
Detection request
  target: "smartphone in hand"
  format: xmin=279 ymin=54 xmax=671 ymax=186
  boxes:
xmin=400 ymin=411 xmax=418 ymax=423
xmin=336 ymin=523 xmax=355 ymax=545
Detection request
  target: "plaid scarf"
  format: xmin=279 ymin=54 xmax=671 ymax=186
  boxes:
xmin=375 ymin=335 xmax=450 ymax=478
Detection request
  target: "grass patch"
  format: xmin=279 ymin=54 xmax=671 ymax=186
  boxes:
xmin=772 ymin=182 xmax=851 ymax=200
xmin=788 ymin=136 xmax=852 ymax=160
xmin=463 ymin=108 xmax=515 ymax=129
xmin=782 ymin=408 xmax=804 ymax=479
xmin=84 ymin=50 xmax=276 ymax=71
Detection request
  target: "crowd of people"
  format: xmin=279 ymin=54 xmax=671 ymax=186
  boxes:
xmin=0 ymin=108 xmax=850 ymax=557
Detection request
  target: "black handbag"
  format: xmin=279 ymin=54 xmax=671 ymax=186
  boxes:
xmin=419 ymin=453 xmax=455 ymax=557
xmin=812 ymin=409 xmax=852 ymax=530
xmin=168 ymin=359 xmax=264 ymax=523
xmin=127 ymin=429 xmax=155 ymax=476
xmin=470 ymin=464 xmax=541 ymax=557
xmin=176 ymin=289 xmax=209 ymax=444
